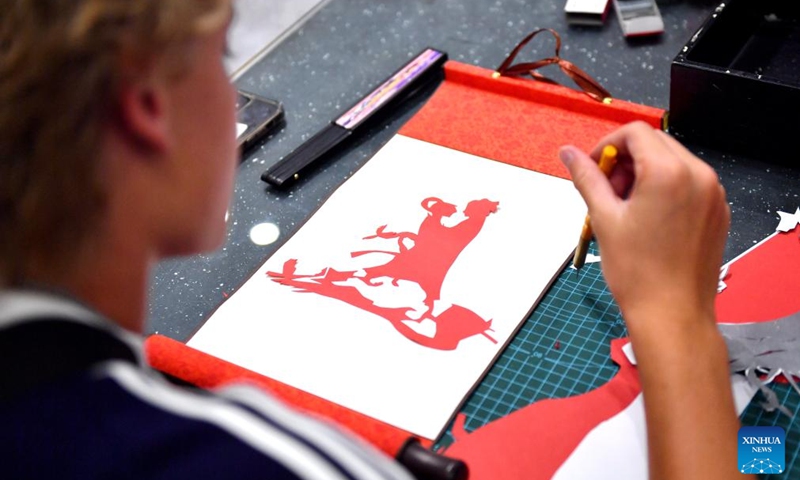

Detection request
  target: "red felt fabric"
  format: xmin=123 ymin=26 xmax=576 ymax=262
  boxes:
xmin=399 ymin=61 xmax=665 ymax=179
xmin=144 ymin=335 xmax=424 ymax=456
xmin=716 ymin=229 xmax=800 ymax=324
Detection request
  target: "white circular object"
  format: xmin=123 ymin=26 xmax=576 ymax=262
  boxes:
xmin=249 ymin=222 xmax=280 ymax=246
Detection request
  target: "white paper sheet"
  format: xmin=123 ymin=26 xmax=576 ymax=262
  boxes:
xmin=188 ymin=135 xmax=587 ymax=439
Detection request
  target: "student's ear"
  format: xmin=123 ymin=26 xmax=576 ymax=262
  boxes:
xmin=116 ymin=75 xmax=171 ymax=154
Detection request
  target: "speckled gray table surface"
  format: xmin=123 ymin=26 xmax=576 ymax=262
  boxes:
xmin=147 ymin=0 xmax=799 ymax=339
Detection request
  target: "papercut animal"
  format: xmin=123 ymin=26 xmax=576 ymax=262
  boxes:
xmin=267 ymin=197 xmax=500 ymax=351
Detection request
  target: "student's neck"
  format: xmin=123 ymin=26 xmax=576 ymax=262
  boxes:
xmin=70 ymin=245 xmax=153 ymax=333
xmin=30 ymin=239 xmax=154 ymax=334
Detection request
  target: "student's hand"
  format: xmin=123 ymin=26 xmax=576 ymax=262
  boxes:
xmin=560 ymin=122 xmax=747 ymax=480
xmin=559 ymin=121 xmax=729 ymax=336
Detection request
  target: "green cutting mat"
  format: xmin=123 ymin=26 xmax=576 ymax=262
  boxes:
xmin=435 ymin=243 xmax=800 ymax=478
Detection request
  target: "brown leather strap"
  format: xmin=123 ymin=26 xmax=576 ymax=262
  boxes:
xmin=496 ymin=28 xmax=612 ymax=103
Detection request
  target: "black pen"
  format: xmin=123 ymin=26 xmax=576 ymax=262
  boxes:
xmin=261 ymin=48 xmax=447 ymax=188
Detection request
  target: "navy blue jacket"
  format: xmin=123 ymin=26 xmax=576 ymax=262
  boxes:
xmin=0 ymin=290 xmax=412 ymax=480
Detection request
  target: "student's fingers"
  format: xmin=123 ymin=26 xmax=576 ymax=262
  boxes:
xmin=589 ymin=122 xmax=682 ymax=172
xmin=559 ymin=145 xmax=621 ymax=216
xmin=608 ymin=160 xmax=635 ymax=199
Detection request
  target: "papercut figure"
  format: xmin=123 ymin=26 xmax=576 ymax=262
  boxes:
xmin=354 ymin=197 xmax=499 ymax=308
xmin=443 ymin=339 xmax=641 ymax=480
xmin=267 ymin=197 xmax=500 ymax=350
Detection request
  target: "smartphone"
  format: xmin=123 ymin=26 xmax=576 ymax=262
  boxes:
xmin=236 ymin=90 xmax=284 ymax=152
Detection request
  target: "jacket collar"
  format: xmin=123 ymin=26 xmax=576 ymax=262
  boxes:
xmin=0 ymin=289 xmax=146 ymax=401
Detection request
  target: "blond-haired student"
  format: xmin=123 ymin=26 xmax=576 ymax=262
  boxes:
xmin=0 ymin=1 xmax=746 ymax=479
xmin=0 ymin=2 xmax=411 ymax=478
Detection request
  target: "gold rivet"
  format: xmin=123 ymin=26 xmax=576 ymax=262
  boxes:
xmin=492 ymin=71 xmax=501 ymax=79
xmin=602 ymin=97 xmax=613 ymax=105
xmin=293 ymin=173 xmax=299 ymax=180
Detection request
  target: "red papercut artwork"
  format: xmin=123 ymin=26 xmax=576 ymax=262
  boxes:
xmin=443 ymin=338 xmax=641 ymax=480
xmin=716 ymin=229 xmax=800 ymax=324
xmin=267 ymin=197 xmax=500 ymax=351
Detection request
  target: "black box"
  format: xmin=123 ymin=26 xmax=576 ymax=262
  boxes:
xmin=669 ymin=1 xmax=800 ymax=163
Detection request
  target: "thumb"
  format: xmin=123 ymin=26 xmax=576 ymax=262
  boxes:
xmin=559 ymin=145 xmax=619 ymax=216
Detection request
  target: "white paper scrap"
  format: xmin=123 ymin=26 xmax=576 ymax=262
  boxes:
xmin=776 ymin=207 xmax=800 ymax=233
xmin=717 ymin=264 xmax=730 ymax=293
xmin=236 ymin=122 xmax=248 ymax=139
xmin=622 ymin=342 xmax=637 ymax=365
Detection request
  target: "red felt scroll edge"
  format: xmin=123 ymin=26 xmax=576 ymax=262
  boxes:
xmin=440 ymin=61 xmax=663 ymax=125
xmin=144 ymin=334 xmax=424 ymax=455
xmin=399 ymin=61 xmax=665 ymax=178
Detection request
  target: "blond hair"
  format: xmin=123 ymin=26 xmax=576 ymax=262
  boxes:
xmin=0 ymin=0 xmax=230 ymax=285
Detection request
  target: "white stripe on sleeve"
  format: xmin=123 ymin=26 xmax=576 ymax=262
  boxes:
xmin=219 ymin=384 xmax=415 ymax=480
xmin=97 ymin=361 xmax=352 ymax=480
